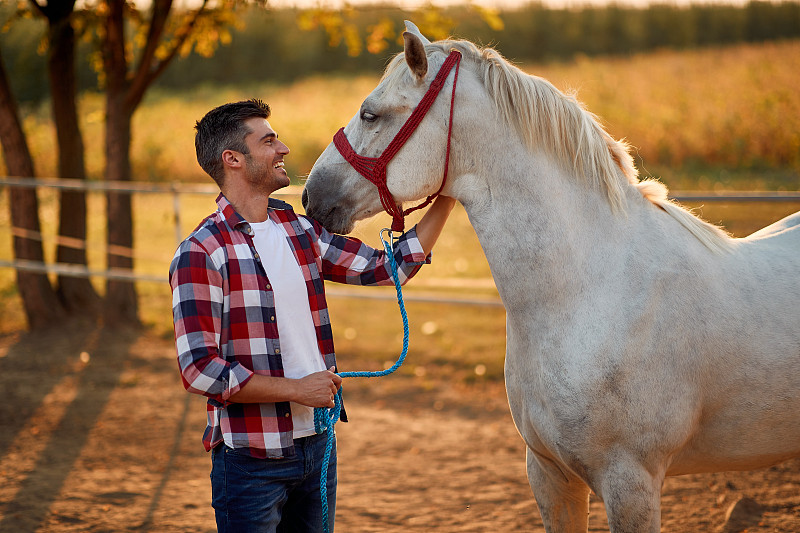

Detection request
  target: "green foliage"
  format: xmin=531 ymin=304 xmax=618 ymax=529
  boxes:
xmin=3 ymin=2 xmax=800 ymax=104
xmin=0 ymin=6 xmax=47 ymax=103
xmin=155 ymin=1 xmax=800 ymax=91
xmin=466 ymin=1 xmax=800 ymax=62
xmin=154 ymin=7 xmax=394 ymax=89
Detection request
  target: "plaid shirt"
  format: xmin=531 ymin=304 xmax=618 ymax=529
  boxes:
xmin=170 ymin=194 xmax=429 ymax=459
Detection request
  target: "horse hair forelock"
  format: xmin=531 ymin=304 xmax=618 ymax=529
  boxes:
xmin=383 ymin=39 xmax=734 ymax=253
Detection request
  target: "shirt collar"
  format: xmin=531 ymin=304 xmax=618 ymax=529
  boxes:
xmin=215 ymin=193 xmax=294 ymax=232
xmin=216 ymin=193 xmax=248 ymax=230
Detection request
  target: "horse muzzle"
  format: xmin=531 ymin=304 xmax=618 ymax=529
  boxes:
xmin=302 ymin=170 xmax=361 ymax=235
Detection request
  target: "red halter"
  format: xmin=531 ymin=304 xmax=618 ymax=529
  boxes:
xmin=333 ymin=50 xmax=462 ymax=232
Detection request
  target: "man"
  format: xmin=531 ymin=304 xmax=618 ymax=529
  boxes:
xmin=169 ymin=99 xmax=455 ymax=532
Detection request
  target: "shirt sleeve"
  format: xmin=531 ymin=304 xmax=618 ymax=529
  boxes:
xmin=309 ymin=218 xmax=431 ymax=286
xmin=169 ymin=239 xmax=253 ymax=406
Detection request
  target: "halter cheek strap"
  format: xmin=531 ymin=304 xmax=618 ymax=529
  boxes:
xmin=333 ymin=49 xmax=462 ymax=232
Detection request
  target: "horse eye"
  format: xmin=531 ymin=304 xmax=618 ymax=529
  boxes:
xmin=360 ymin=110 xmax=378 ymax=123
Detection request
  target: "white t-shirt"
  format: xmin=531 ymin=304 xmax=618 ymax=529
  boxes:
xmin=249 ymin=218 xmax=327 ymax=438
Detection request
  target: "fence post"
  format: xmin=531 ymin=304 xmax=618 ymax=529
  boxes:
xmin=172 ymin=188 xmax=182 ymax=249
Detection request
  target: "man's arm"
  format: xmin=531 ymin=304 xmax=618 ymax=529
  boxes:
xmin=414 ymin=195 xmax=457 ymax=257
xmin=310 ymin=194 xmax=455 ymax=286
xmin=228 ymin=368 xmax=343 ymax=408
xmin=171 ymin=239 xmax=254 ymax=405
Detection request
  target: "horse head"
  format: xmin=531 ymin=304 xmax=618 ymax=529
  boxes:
xmin=303 ymin=21 xmax=468 ymax=234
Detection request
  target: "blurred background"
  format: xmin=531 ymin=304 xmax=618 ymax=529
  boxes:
xmin=1 ymin=0 xmax=799 ymax=333
xmin=1 ymin=6 xmax=799 ymax=530
xmin=3 ymin=1 xmax=800 ymax=184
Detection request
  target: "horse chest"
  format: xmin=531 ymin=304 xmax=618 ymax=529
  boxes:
xmin=503 ymin=315 xmax=664 ymax=456
xmin=505 ymin=341 xmax=599 ymax=447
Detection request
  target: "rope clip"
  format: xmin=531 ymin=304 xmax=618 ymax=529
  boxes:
xmin=380 ymin=228 xmax=398 ymax=250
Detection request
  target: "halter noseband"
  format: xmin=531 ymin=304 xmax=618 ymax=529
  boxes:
xmin=333 ymin=50 xmax=462 ymax=232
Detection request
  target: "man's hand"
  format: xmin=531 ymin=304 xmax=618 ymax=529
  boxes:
xmin=292 ymin=367 xmax=343 ymax=408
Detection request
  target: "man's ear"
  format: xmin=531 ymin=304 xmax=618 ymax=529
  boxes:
xmin=222 ymin=149 xmax=242 ymax=169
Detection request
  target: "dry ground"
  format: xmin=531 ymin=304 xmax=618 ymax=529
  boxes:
xmin=0 ymin=324 xmax=798 ymax=532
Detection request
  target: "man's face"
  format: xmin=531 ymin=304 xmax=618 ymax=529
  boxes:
xmin=242 ymin=117 xmax=291 ymax=194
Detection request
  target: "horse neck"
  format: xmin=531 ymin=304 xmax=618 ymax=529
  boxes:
xmin=457 ymin=151 xmax=636 ymax=313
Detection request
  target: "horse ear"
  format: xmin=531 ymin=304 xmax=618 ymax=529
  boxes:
xmin=404 ymin=20 xmax=431 ymax=46
xmin=403 ymin=31 xmax=428 ymax=80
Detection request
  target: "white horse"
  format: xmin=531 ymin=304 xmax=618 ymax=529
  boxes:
xmin=302 ymin=22 xmax=800 ymax=532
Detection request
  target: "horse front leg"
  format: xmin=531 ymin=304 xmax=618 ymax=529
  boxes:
xmin=597 ymin=455 xmax=663 ymax=533
xmin=527 ymin=447 xmax=590 ymax=533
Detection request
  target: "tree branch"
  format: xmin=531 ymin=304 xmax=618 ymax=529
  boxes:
xmin=103 ymin=0 xmax=128 ymax=100
xmin=28 ymin=0 xmax=78 ymax=23
xmin=126 ymin=0 xmax=208 ymax=111
xmin=28 ymin=0 xmax=47 ymax=18
xmin=126 ymin=0 xmax=172 ymax=104
xmin=147 ymin=1 xmax=208 ymax=83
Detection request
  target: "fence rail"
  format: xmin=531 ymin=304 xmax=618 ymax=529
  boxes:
xmin=4 ymin=176 xmax=799 ymax=200
xmin=0 ymin=175 xmax=302 ymax=248
xmin=670 ymin=191 xmax=800 ymax=201
xmin=2 ymin=176 xmax=798 ymax=307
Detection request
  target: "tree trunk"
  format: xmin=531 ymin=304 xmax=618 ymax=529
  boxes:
xmin=0 ymin=49 xmax=67 ymax=328
xmin=97 ymin=0 xmax=216 ymax=325
xmin=45 ymin=5 xmax=102 ymax=315
xmin=102 ymin=0 xmax=139 ymax=326
xmin=103 ymin=106 xmax=138 ymax=325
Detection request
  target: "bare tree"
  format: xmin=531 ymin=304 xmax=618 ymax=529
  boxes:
xmin=0 ymin=47 xmax=67 ymax=328
xmin=100 ymin=0 xmax=256 ymax=324
xmin=31 ymin=0 xmax=102 ymax=316
xmin=2 ymin=0 xmax=260 ymax=327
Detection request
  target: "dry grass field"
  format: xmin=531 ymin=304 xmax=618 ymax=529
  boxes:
xmin=7 ymin=40 xmax=800 ymax=186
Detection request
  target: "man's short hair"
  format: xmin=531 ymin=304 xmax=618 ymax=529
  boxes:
xmin=195 ymin=99 xmax=271 ymax=186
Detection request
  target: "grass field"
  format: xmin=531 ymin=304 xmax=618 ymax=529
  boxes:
xmin=1 ymin=40 xmax=799 ymax=379
xmin=8 ymin=39 xmax=800 ymax=187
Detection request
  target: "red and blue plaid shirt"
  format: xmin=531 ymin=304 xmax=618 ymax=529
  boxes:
xmin=170 ymin=194 xmax=429 ymax=459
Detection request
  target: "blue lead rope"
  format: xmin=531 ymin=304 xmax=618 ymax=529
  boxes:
xmin=313 ymin=229 xmax=410 ymax=533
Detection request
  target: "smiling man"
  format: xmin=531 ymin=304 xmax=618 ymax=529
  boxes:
xmin=169 ymin=99 xmax=455 ymax=532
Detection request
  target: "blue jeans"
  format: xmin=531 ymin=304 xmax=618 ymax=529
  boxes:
xmin=211 ymin=433 xmax=337 ymax=533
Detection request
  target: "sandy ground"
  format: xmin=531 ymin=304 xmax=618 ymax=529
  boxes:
xmin=0 ymin=325 xmax=798 ymax=532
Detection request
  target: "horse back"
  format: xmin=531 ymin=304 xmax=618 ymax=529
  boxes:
xmin=745 ymin=209 xmax=800 ymax=240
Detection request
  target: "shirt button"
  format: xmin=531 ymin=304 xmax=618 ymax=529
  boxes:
xmin=284 ymin=413 xmax=290 ymax=418
xmin=266 ymin=284 xmax=271 ymax=290
xmin=275 ymin=349 xmax=281 ymax=354
xmin=270 ymin=316 xmax=275 ymax=321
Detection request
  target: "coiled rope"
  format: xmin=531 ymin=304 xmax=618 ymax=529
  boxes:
xmin=313 ymin=229 xmax=410 ymax=533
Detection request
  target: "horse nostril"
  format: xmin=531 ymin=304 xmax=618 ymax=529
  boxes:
xmin=301 ymin=188 xmax=309 ymax=210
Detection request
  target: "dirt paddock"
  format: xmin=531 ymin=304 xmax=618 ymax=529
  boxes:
xmin=0 ymin=325 xmax=798 ymax=532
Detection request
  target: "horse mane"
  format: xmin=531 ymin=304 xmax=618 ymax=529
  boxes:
xmin=383 ymin=40 xmax=735 ymax=253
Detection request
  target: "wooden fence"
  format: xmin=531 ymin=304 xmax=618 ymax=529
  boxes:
xmin=1 ymin=176 xmax=798 ymax=306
